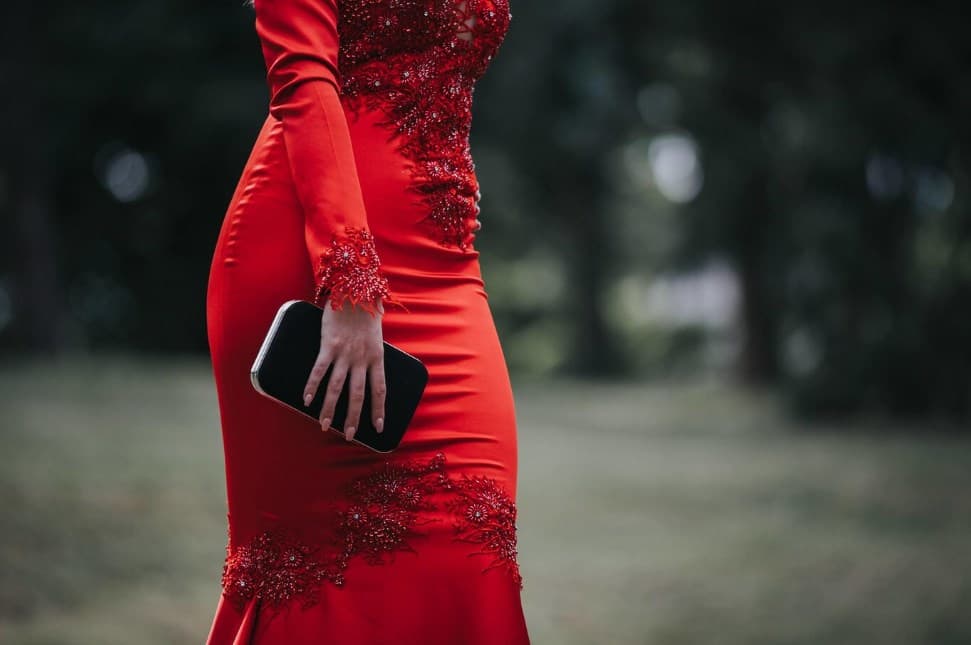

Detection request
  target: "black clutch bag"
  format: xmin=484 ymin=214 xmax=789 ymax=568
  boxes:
xmin=250 ymin=299 xmax=428 ymax=453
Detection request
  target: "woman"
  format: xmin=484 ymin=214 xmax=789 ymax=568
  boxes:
xmin=204 ymin=0 xmax=528 ymax=642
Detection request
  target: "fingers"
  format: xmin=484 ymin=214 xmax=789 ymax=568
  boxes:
xmin=344 ymin=365 xmax=367 ymax=443
xmin=369 ymin=358 xmax=387 ymax=434
xmin=319 ymin=357 xmax=348 ymax=431
xmin=303 ymin=346 xmax=334 ymax=408
xmin=312 ymin=301 xmax=385 ymax=444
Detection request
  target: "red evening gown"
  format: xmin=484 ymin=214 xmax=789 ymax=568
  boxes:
xmin=204 ymin=0 xmax=528 ymax=643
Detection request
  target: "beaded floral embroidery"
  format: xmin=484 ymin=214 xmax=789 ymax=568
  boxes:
xmin=448 ymin=474 xmax=523 ymax=587
xmin=312 ymin=226 xmax=404 ymax=315
xmin=337 ymin=0 xmax=511 ymax=249
xmin=221 ymin=452 xmax=522 ymax=612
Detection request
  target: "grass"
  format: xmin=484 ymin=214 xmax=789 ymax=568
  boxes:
xmin=0 ymin=354 xmax=969 ymax=644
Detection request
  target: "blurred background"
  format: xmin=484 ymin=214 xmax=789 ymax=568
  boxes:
xmin=2 ymin=1 xmax=970 ymax=643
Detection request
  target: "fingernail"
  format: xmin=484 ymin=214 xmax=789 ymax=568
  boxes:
xmin=376 ymin=417 xmax=384 ymax=433
xmin=321 ymin=417 xmax=330 ymax=429
xmin=345 ymin=427 xmax=355 ymax=441
xmin=304 ymin=393 xmax=312 ymax=406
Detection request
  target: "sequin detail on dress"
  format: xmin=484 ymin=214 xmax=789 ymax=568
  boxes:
xmin=337 ymin=0 xmax=511 ymax=249
xmin=221 ymin=452 xmax=522 ymax=612
xmin=312 ymin=225 xmax=402 ymax=314
xmin=449 ymin=475 xmax=523 ymax=587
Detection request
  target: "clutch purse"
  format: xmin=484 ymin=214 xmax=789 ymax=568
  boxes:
xmin=250 ymin=299 xmax=428 ymax=453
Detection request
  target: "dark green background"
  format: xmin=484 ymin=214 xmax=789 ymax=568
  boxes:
xmin=3 ymin=1 xmax=969 ymax=420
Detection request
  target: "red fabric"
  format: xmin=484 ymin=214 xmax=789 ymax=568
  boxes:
xmin=205 ymin=0 xmax=527 ymax=642
xmin=255 ymin=0 xmax=393 ymax=314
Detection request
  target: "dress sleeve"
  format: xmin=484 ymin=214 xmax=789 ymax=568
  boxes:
xmin=253 ymin=0 xmax=399 ymax=315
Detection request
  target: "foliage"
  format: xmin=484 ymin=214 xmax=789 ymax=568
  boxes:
xmin=1 ymin=1 xmax=969 ymax=421
xmin=600 ymin=0 xmax=969 ymax=418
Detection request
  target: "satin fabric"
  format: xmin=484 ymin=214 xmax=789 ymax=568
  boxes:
xmin=252 ymin=0 xmax=375 ymax=283
xmin=204 ymin=2 xmax=528 ymax=641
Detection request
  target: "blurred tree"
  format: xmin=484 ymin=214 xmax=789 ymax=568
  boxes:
xmin=0 ymin=1 xmax=265 ymax=353
xmin=475 ymin=0 xmax=641 ymax=376
xmin=2 ymin=5 xmax=62 ymax=352
xmin=611 ymin=0 xmax=971 ymax=419
xmin=2 ymin=0 xmax=968 ymax=421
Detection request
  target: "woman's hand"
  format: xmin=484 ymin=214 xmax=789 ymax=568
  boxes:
xmin=302 ymin=297 xmax=387 ymax=442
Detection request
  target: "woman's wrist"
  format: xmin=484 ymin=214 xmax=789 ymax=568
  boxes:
xmin=312 ymin=226 xmax=392 ymax=317
xmin=323 ymin=293 xmax=386 ymax=317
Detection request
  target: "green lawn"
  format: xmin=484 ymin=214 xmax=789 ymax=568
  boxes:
xmin=1 ymin=355 xmax=969 ymax=644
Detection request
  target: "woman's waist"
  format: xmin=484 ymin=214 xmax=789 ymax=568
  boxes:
xmin=344 ymin=104 xmax=483 ymax=251
xmin=250 ymin=111 xmax=484 ymax=274
xmin=347 ymin=107 xmax=479 ymax=200
xmin=372 ymin=246 xmax=485 ymax=302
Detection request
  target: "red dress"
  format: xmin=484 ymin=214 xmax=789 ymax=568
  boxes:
xmin=204 ymin=0 xmax=527 ymax=643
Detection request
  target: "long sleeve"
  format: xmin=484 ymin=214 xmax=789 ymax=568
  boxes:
xmin=253 ymin=0 xmax=397 ymax=315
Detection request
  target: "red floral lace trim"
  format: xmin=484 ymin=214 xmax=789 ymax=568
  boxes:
xmin=221 ymin=452 xmax=522 ymax=612
xmin=448 ymin=475 xmax=523 ymax=587
xmin=338 ymin=0 xmax=511 ymax=250
xmin=312 ymin=226 xmax=404 ymax=315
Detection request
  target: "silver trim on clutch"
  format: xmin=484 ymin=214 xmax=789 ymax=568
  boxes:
xmin=249 ymin=299 xmax=301 ymax=397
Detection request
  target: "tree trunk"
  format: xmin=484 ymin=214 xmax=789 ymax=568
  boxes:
xmin=734 ymin=168 xmax=779 ymax=383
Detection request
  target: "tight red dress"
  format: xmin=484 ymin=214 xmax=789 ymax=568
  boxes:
xmin=204 ymin=0 xmax=527 ymax=643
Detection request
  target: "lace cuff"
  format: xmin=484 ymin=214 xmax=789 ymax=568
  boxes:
xmin=312 ymin=226 xmax=402 ymax=316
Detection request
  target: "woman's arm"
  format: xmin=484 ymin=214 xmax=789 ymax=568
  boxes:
xmin=253 ymin=0 xmax=389 ymax=441
xmin=253 ymin=0 xmax=391 ymax=315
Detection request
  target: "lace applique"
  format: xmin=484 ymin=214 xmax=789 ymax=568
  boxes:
xmin=449 ymin=475 xmax=523 ymax=587
xmin=221 ymin=452 xmax=522 ymax=612
xmin=220 ymin=528 xmax=337 ymax=609
xmin=336 ymin=452 xmax=447 ymax=566
xmin=337 ymin=0 xmax=511 ymax=249
xmin=312 ymin=225 xmax=403 ymax=315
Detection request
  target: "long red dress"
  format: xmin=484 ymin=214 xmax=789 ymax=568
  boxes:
xmin=204 ymin=0 xmax=527 ymax=643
